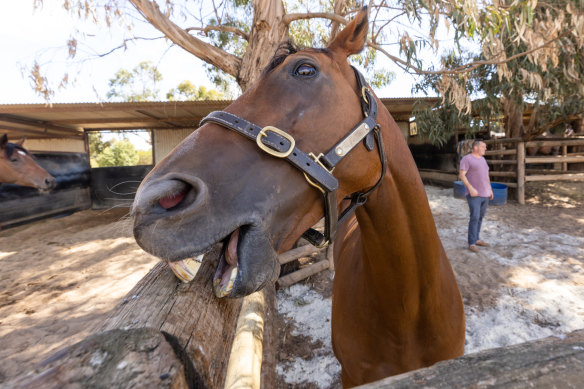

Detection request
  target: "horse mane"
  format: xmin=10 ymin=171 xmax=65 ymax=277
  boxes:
xmin=3 ymin=142 xmax=27 ymax=159
xmin=262 ymin=41 xmax=331 ymax=75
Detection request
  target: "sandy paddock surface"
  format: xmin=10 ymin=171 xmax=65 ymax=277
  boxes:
xmin=0 ymin=209 xmax=159 ymax=384
xmin=1 ymin=182 xmax=583 ymax=387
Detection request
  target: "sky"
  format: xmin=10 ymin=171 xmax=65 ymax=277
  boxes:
xmin=0 ymin=2 xmax=423 ymax=105
xmin=0 ymin=2 xmax=218 ymax=104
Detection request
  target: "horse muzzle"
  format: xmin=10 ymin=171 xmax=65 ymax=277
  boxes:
xmin=131 ymin=173 xmax=280 ymax=298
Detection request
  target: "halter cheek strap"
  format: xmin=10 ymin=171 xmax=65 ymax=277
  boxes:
xmin=200 ymin=66 xmax=386 ymax=248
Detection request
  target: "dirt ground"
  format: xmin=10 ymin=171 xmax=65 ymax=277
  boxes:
xmin=0 ymin=208 xmax=159 ymax=384
xmin=0 ymin=181 xmax=583 ymax=386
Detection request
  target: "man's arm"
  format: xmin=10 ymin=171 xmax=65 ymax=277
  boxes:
xmin=459 ymin=169 xmax=478 ymax=197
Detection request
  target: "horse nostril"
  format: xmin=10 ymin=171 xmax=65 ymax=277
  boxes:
xmin=134 ymin=176 xmax=208 ymax=216
xmin=159 ymin=187 xmax=188 ymax=210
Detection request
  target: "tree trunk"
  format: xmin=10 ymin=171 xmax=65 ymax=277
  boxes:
xmin=238 ymin=0 xmax=289 ymax=90
xmin=502 ymin=96 xmax=525 ymax=139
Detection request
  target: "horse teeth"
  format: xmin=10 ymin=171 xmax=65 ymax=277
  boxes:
xmin=229 ymin=266 xmax=238 ymax=283
xmin=213 ymin=266 xmax=238 ymax=298
xmin=214 ymin=282 xmax=229 ymax=298
xmin=168 ymin=255 xmax=204 ymax=283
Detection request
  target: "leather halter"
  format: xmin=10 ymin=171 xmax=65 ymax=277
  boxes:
xmin=200 ymin=66 xmax=386 ymax=248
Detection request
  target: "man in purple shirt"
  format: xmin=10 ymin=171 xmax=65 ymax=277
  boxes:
xmin=459 ymin=140 xmax=493 ymax=252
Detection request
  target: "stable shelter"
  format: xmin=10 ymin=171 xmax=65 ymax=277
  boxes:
xmin=0 ymin=98 xmax=436 ymax=228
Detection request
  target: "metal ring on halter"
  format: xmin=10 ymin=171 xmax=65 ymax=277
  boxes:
xmin=361 ymin=86 xmax=370 ymax=105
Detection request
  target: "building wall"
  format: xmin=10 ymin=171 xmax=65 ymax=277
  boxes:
xmin=153 ymin=128 xmax=195 ymax=164
xmin=24 ymin=138 xmax=86 ymax=153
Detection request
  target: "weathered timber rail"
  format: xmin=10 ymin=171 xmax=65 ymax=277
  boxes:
xmin=356 ymin=329 xmax=584 ymax=388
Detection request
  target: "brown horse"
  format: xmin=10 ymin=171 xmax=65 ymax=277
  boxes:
xmin=0 ymin=134 xmax=56 ymax=192
xmin=132 ymin=7 xmax=464 ymax=387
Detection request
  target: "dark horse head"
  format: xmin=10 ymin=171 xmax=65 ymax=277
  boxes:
xmin=0 ymin=134 xmax=56 ymax=192
xmin=132 ymin=8 xmax=381 ymax=298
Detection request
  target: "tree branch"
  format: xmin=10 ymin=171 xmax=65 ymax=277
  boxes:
xmin=330 ymin=0 xmax=348 ymax=40
xmin=129 ymin=0 xmax=241 ymax=79
xmin=185 ymin=25 xmax=249 ymax=41
xmin=93 ymin=36 xmax=167 ymax=58
xmin=368 ymin=32 xmax=567 ymax=77
xmin=283 ymin=12 xmax=348 ymax=26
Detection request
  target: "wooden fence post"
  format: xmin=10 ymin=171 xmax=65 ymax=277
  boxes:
xmin=517 ymin=141 xmax=525 ymax=204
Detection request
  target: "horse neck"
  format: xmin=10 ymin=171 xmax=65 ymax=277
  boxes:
xmin=356 ymin=172 xmax=442 ymax=288
xmin=350 ymin=127 xmax=455 ymax=306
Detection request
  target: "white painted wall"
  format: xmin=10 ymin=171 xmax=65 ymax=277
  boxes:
xmin=153 ymin=128 xmax=195 ymax=164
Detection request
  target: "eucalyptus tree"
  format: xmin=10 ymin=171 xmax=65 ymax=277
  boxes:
xmin=31 ymin=0 xmax=584 ymax=144
xmin=414 ymin=0 xmax=584 ymax=143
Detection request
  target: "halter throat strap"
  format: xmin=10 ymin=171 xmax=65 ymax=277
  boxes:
xmin=199 ymin=66 xmax=384 ymax=248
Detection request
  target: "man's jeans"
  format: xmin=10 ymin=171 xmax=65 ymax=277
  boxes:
xmin=467 ymin=195 xmax=489 ymax=245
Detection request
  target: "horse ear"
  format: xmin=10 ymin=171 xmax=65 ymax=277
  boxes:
xmin=16 ymin=137 xmax=26 ymax=146
xmin=327 ymin=6 xmax=369 ymax=57
xmin=0 ymin=134 xmax=7 ymax=149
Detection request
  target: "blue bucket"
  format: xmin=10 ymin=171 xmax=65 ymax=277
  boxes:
xmin=489 ymin=183 xmax=508 ymax=206
xmin=453 ymin=180 xmax=466 ymax=199
xmin=453 ymin=181 xmax=508 ymax=205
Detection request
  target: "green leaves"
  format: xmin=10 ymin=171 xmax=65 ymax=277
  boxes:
xmin=166 ymin=80 xmax=225 ymax=100
xmin=106 ymin=61 xmax=162 ymax=102
xmin=96 ymin=139 xmax=139 ymax=167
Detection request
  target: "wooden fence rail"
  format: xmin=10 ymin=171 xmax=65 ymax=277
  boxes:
xmin=356 ymin=329 xmax=584 ymax=388
xmin=419 ymin=137 xmax=584 ymax=204
xmin=483 ymin=137 xmax=584 ymax=204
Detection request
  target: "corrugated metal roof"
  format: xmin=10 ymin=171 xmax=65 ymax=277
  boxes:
xmin=0 ymin=98 xmax=439 ymax=140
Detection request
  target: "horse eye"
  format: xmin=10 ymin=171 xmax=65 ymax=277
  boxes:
xmin=294 ymin=64 xmax=316 ymax=77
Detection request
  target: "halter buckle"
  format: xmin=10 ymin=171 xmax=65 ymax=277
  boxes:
xmin=308 ymin=152 xmax=334 ymax=174
xmin=302 ymin=153 xmax=334 ymax=193
xmin=256 ymin=126 xmax=295 ymax=158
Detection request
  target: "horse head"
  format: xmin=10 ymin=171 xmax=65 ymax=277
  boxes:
xmin=0 ymin=134 xmax=56 ymax=192
xmin=132 ymin=7 xmax=381 ymax=298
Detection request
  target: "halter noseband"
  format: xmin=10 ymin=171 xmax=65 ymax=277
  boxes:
xmin=200 ymin=66 xmax=386 ymax=248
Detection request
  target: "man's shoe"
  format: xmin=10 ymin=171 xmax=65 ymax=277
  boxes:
xmin=476 ymin=240 xmax=490 ymax=247
xmin=469 ymin=244 xmax=479 ymax=253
